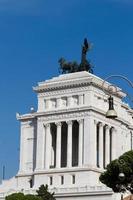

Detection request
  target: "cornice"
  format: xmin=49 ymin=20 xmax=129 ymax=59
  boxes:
xmin=33 ymin=71 xmax=125 ymax=98
xmin=17 ymin=105 xmax=132 ymax=128
xmin=37 ymin=86 xmax=89 ymax=97
xmin=33 ymin=77 xmax=92 ymax=93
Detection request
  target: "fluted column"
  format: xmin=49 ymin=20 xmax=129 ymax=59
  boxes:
xmin=35 ymin=119 xmax=45 ymax=170
xmin=112 ymin=127 xmax=116 ymax=160
xmin=99 ymin=122 xmax=103 ymax=168
xmin=67 ymin=120 xmax=73 ymax=168
xmin=56 ymin=122 xmax=62 ymax=168
xmin=45 ymin=123 xmax=51 ymax=170
xmin=105 ymin=126 xmax=110 ymax=167
xmin=78 ymin=119 xmax=83 ymax=167
xmin=84 ymin=117 xmax=96 ymax=167
xmin=94 ymin=120 xmax=97 ymax=167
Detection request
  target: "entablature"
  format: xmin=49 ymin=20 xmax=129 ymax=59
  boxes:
xmin=33 ymin=71 xmax=125 ymax=99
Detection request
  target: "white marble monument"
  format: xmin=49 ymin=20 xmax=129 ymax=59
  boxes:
xmin=0 ymin=71 xmax=133 ymax=200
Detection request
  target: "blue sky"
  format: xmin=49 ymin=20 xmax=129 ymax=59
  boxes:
xmin=0 ymin=0 xmax=133 ymax=180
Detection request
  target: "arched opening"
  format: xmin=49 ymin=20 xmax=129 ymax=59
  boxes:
xmin=61 ymin=122 xmax=68 ymax=167
xmin=72 ymin=121 xmax=79 ymax=167
xmin=50 ymin=123 xmax=57 ymax=168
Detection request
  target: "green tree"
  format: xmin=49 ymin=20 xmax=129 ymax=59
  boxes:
xmin=99 ymin=150 xmax=133 ymax=193
xmin=25 ymin=194 xmax=40 ymax=200
xmin=6 ymin=193 xmax=25 ymax=200
xmin=36 ymin=184 xmax=56 ymax=200
xmin=6 ymin=184 xmax=56 ymax=200
xmin=6 ymin=192 xmax=40 ymax=200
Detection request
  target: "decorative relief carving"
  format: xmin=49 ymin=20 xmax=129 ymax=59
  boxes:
xmin=36 ymin=111 xmax=89 ymax=123
xmin=35 ymin=80 xmax=91 ymax=93
xmin=61 ymin=97 xmax=67 ymax=107
xmin=37 ymin=86 xmax=89 ymax=97
xmin=51 ymin=98 xmax=57 ymax=108
xmin=73 ymin=95 xmax=79 ymax=105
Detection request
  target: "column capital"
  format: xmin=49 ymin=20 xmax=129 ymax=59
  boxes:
xmin=94 ymin=120 xmax=98 ymax=125
xmin=55 ymin=122 xmax=62 ymax=127
xmin=98 ymin=122 xmax=103 ymax=128
xmin=66 ymin=120 xmax=73 ymax=126
xmin=111 ymin=127 xmax=117 ymax=133
xmin=45 ymin=123 xmax=50 ymax=128
xmin=78 ymin=119 xmax=83 ymax=124
xmin=105 ymin=125 xmax=110 ymax=131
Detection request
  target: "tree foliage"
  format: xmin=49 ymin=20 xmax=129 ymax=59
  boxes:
xmin=36 ymin=184 xmax=55 ymax=200
xmin=6 ymin=193 xmax=25 ymax=200
xmin=6 ymin=184 xmax=55 ymax=200
xmin=6 ymin=193 xmax=40 ymax=200
xmin=99 ymin=150 xmax=133 ymax=193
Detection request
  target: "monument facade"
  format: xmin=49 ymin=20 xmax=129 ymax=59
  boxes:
xmin=0 ymin=71 xmax=133 ymax=200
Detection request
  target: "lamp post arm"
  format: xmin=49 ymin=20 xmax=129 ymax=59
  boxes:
xmin=102 ymin=74 xmax=133 ymax=103
xmin=103 ymin=75 xmax=133 ymax=90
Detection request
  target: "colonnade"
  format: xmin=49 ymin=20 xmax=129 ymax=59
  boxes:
xmin=95 ymin=121 xmax=116 ymax=168
xmin=35 ymin=119 xmax=84 ymax=170
xmin=20 ymin=118 xmax=117 ymax=172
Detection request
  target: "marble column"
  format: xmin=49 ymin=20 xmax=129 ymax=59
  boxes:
xmin=56 ymin=122 xmax=62 ymax=168
xmin=45 ymin=123 xmax=51 ymax=170
xmin=111 ymin=127 xmax=116 ymax=160
xmin=83 ymin=117 xmax=97 ymax=167
xmin=93 ymin=120 xmax=97 ymax=167
xmin=35 ymin=119 xmax=45 ymax=170
xmin=99 ymin=122 xmax=103 ymax=168
xmin=78 ymin=119 xmax=83 ymax=167
xmin=105 ymin=126 xmax=110 ymax=167
xmin=67 ymin=120 xmax=72 ymax=168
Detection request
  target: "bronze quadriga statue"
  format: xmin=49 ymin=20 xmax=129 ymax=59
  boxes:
xmin=58 ymin=38 xmax=93 ymax=74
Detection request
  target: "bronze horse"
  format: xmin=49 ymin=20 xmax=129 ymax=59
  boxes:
xmin=58 ymin=38 xmax=93 ymax=74
xmin=58 ymin=58 xmax=78 ymax=74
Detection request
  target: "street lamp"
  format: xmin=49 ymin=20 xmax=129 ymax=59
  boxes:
xmin=115 ymin=173 xmax=126 ymax=200
xmin=116 ymin=173 xmax=133 ymax=200
xmin=102 ymin=75 xmax=133 ymax=119
xmin=106 ymin=96 xmax=117 ymax=118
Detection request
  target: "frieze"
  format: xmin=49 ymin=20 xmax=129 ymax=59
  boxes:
xmin=21 ymin=121 xmax=33 ymax=127
xmin=37 ymin=86 xmax=89 ymax=97
xmin=34 ymin=74 xmax=125 ymax=99
xmin=36 ymin=111 xmax=89 ymax=123
xmin=33 ymin=77 xmax=92 ymax=93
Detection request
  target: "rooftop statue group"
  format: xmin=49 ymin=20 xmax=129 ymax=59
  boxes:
xmin=58 ymin=38 xmax=93 ymax=74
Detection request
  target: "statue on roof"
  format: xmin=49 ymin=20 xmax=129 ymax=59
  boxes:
xmin=58 ymin=38 xmax=93 ymax=74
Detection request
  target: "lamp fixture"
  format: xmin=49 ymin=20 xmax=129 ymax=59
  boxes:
xmin=106 ymin=96 xmax=117 ymax=119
